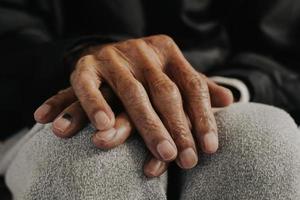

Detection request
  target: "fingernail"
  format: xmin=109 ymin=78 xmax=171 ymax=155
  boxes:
xmin=145 ymin=159 xmax=163 ymax=177
xmin=179 ymin=148 xmax=198 ymax=169
xmin=34 ymin=104 xmax=51 ymax=120
xmin=156 ymin=140 xmax=177 ymax=161
xmin=94 ymin=111 xmax=111 ymax=130
xmin=203 ymin=132 xmax=218 ymax=153
xmin=53 ymin=114 xmax=72 ymax=133
xmin=94 ymin=128 xmax=117 ymax=143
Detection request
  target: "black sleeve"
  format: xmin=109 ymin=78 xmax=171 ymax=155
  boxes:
xmin=211 ymin=54 xmax=300 ymax=124
xmin=214 ymin=0 xmax=300 ymax=123
xmin=0 ymin=1 xmax=122 ymax=138
xmin=178 ymin=0 xmax=300 ymax=124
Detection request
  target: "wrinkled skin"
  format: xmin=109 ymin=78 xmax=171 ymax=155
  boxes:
xmin=34 ymin=35 xmax=233 ymax=177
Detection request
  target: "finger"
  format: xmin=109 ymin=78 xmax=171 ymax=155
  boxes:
xmin=97 ymin=45 xmax=177 ymax=162
xmin=71 ymin=55 xmax=115 ymax=131
xmin=35 ymin=84 xmax=119 ymax=125
xmin=51 ymin=85 xmax=120 ymax=139
xmin=167 ymin=50 xmax=218 ymax=154
xmin=145 ymin=35 xmax=218 ymax=154
xmin=144 ymin=156 xmax=168 ymax=178
xmin=134 ymin=42 xmax=197 ymax=169
xmin=92 ymin=112 xmax=133 ymax=149
xmin=52 ymin=101 xmax=88 ymax=138
xmin=207 ymin=78 xmax=234 ymax=107
xmin=34 ymin=88 xmax=76 ymax=123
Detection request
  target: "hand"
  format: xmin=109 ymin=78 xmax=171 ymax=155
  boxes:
xmin=34 ymin=79 xmax=232 ymax=177
xmin=34 ymin=35 xmax=233 ymax=175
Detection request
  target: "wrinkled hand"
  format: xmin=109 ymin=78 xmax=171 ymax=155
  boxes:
xmin=34 ymin=35 xmax=233 ymax=177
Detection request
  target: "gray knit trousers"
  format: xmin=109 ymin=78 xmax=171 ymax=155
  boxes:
xmin=4 ymin=103 xmax=300 ymax=200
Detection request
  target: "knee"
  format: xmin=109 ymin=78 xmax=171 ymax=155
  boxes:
xmin=215 ymin=103 xmax=300 ymax=197
xmin=6 ymin=124 xmax=152 ymax=199
xmin=180 ymin=103 xmax=300 ymax=199
xmin=215 ymin=103 xmax=300 ymax=159
xmin=16 ymin=123 xmax=148 ymax=170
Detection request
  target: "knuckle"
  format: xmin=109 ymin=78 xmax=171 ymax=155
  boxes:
xmin=71 ymin=62 xmax=97 ymax=86
xmin=136 ymin=116 xmax=161 ymax=137
xmin=128 ymin=38 xmax=145 ymax=48
xmin=96 ymin=45 xmax=115 ymax=58
xmin=171 ymin=123 xmax=189 ymax=139
xmin=158 ymin=34 xmax=175 ymax=50
xmin=75 ymin=55 xmax=98 ymax=73
xmin=119 ymin=39 xmax=149 ymax=57
xmin=152 ymin=79 xmax=181 ymax=101
xmin=157 ymin=34 xmax=174 ymax=43
xmin=118 ymin=79 xmax=147 ymax=106
xmin=70 ymin=71 xmax=87 ymax=88
xmin=76 ymin=55 xmax=94 ymax=66
xmin=76 ymin=88 xmax=97 ymax=102
xmin=184 ymin=75 xmax=211 ymax=105
xmin=146 ymin=34 xmax=176 ymax=51
xmin=186 ymin=74 xmax=208 ymax=93
xmin=122 ymin=39 xmax=149 ymax=58
xmin=152 ymin=78 xmax=175 ymax=92
xmin=70 ymin=79 xmax=95 ymax=103
xmin=119 ymin=38 xmax=135 ymax=46
xmin=152 ymin=34 xmax=174 ymax=44
xmin=117 ymin=77 xmax=137 ymax=92
xmin=195 ymin=111 xmax=217 ymax=133
xmin=137 ymin=115 xmax=156 ymax=129
xmin=175 ymin=134 xmax=192 ymax=147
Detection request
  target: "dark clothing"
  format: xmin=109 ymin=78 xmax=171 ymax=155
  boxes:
xmin=0 ymin=0 xmax=300 ymax=139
